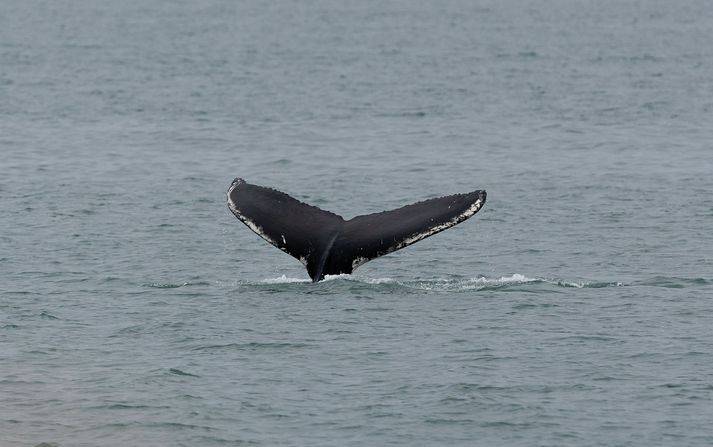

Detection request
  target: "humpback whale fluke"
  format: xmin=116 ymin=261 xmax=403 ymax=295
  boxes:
xmin=227 ymin=178 xmax=486 ymax=282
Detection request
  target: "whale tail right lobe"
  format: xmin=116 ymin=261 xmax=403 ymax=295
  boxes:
xmin=332 ymin=190 xmax=487 ymax=275
xmin=227 ymin=178 xmax=486 ymax=281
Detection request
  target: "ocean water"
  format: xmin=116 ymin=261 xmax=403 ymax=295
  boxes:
xmin=2 ymin=0 xmax=713 ymax=445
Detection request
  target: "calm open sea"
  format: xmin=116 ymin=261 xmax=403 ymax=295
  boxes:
xmin=2 ymin=1 xmax=713 ymax=446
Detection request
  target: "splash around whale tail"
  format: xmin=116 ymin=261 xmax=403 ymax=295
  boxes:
xmin=227 ymin=178 xmax=486 ymax=282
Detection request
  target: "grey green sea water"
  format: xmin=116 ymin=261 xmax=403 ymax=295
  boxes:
xmin=2 ymin=1 xmax=713 ymax=446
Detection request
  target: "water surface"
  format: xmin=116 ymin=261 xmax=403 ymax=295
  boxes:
xmin=2 ymin=1 xmax=713 ymax=446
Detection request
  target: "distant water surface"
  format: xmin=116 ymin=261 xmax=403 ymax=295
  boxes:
xmin=2 ymin=1 xmax=713 ymax=446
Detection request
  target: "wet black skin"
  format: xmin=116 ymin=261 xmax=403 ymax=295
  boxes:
xmin=227 ymin=178 xmax=486 ymax=281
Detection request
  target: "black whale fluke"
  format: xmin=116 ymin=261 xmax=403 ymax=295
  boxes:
xmin=227 ymin=178 xmax=486 ymax=282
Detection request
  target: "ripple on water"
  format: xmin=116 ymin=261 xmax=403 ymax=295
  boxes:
xmin=636 ymin=276 xmax=711 ymax=288
xmin=191 ymin=342 xmax=310 ymax=352
xmin=231 ymin=273 xmax=626 ymax=293
xmin=144 ymin=281 xmax=212 ymax=288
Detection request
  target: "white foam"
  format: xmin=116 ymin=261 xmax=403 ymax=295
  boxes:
xmin=250 ymin=273 xmax=617 ymax=291
xmin=260 ymin=275 xmax=311 ymax=284
xmin=258 ymin=273 xmax=539 ymax=288
xmin=357 ymin=277 xmax=397 ymax=285
xmin=321 ymin=273 xmax=356 ymax=282
xmin=407 ymin=274 xmax=621 ymax=291
xmin=470 ymin=273 xmax=537 ymax=284
xmin=402 ymin=273 xmax=541 ymax=291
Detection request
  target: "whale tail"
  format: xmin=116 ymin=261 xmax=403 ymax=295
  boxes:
xmin=227 ymin=178 xmax=486 ymax=282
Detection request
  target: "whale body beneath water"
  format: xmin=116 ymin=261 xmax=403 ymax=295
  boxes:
xmin=227 ymin=178 xmax=487 ymax=282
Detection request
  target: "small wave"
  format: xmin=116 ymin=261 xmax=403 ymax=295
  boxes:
xmin=395 ymin=274 xmax=617 ymax=292
xmin=322 ymin=274 xmax=401 ymax=285
xmin=144 ymin=281 xmax=211 ymax=288
xmin=192 ymin=342 xmax=308 ymax=351
xmin=473 ymin=273 xmax=537 ymax=285
xmin=352 ymin=274 xmax=620 ymax=290
xmin=39 ymin=311 xmax=60 ymax=320
xmin=259 ymin=274 xmax=390 ymax=284
xmin=252 ymin=274 xmax=401 ymax=288
xmin=247 ymin=275 xmax=708 ymax=290
xmin=635 ymin=276 xmax=710 ymax=288
xmin=403 ymin=274 xmax=540 ymax=291
xmin=168 ymin=368 xmax=199 ymax=377
xmin=240 ymin=273 xmax=623 ymax=292
xmin=260 ymin=275 xmax=311 ymax=284
xmin=346 ymin=276 xmax=397 ymax=285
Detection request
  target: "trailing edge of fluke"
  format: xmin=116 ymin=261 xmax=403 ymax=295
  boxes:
xmin=227 ymin=178 xmax=486 ymax=282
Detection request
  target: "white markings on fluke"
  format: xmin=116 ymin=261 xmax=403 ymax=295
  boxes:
xmin=351 ymin=194 xmax=485 ymax=270
xmin=392 ymin=194 xmax=485 ymax=252
xmin=351 ymin=256 xmax=369 ymax=270
xmin=227 ymin=179 xmax=280 ymax=249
